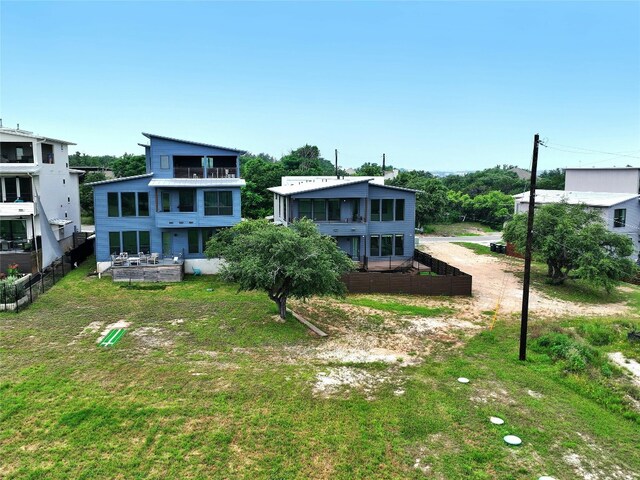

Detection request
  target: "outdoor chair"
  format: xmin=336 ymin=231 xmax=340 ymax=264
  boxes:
xmin=193 ymin=268 xmax=202 ymax=276
xmin=148 ymin=253 xmax=160 ymax=264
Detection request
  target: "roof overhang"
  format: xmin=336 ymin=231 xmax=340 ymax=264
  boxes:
xmin=148 ymin=178 xmax=246 ymax=188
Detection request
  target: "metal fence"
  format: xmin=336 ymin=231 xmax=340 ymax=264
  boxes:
xmin=1 ymin=236 xmax=95 ymax=313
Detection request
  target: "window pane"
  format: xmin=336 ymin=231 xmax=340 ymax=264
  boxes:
xmin=395 ymin=199 xmax=405 ymax=221
xmin=219 ymin=191 xmax=233 ymax=215
xmin=4 ymin=177 xmax=17 ymax=201
xmin=188 ymin=229 xmax=199 ymax=254
xmin=299 ymin=199 xmax=312 ymax=219
xmin=139 ymin=231 xmax=150 ymax=254
xmin=328 ymin=199 xmax=340 ymax=221
xmin=395 ymin=235 xmax=404 ymax=256
xmin=161 ymin=191 xmax=171 ymax=212
xmin=313 ymin=199 xmax=326 ymax=221
xmin=19 ymin=177 xmax=32 ymax=201
xmin=352 ymin=199 xmax=360 ymax=221
xmin=381 ymin=235 xmax=393 ymax=256
xmin=179 ymin=190 xmax=195 ymax=212
xmin=204 ymin=191 xmax=217 ymax=215
xmin=382 ymin=199 xmax=394 ymax=221
xmin=122 ymin=231 xmax=137 ymax=254
xmin=108 ymin=192 xmax=119 ymax=217
xmin=614 ymin=208 xmax=626 ymax=228
xmin=370 ymin=235 xmax=380 ymax=256
xmin=160 ymin=155 xmax=169 ymax=169
xmin=138 ymin=192 xmax=149 ymax=216
xmin=370 ymin=199 xmax=380 ymax=221
xmin=121 ymin=192 xmax=136 ymax=216
xmin=109 ymin=232 xmax=121 ymax=254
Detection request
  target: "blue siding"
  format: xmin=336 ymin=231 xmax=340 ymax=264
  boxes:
xmin=149 ymin=137 xmax=241 ymax=179
xmin=93 ymin=136 xmax=245 ymax=262
xmin=276 ymin=182 xmax=416 ymax=261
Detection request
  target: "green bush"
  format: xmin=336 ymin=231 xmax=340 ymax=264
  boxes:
xmin=578 ymin=323 xmax=617 ymax=346
xmin=0 ymin=277 xmax=25 ymax=304
xmin=535 ymin=332 xmax=599 ymax=373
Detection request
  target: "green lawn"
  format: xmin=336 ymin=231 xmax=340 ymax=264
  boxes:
xmin=424 ymin=222 xmax=498 ymax=236
xmin=1 ymin=260 xmax=639 ymax=479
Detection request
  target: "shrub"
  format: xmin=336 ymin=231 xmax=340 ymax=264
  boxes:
xmin=577 ymin=323 xmax=617 ymax=346
xmin=535 ymin=332 xmax=598 ymax=373
xmin=0 ymin=277 xmax=25 ymax=304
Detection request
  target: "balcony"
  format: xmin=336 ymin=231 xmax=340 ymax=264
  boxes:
xmin=173 ymin=166 xmax=238 ymax=179
xmin=155 ymin=211 xmax=199 ymax=228
xmin=0 ymin=201 xmax=37 ymax=216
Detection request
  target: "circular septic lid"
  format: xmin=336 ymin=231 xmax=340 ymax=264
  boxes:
xmin=504 ymin=435 xmax=522 ymax=446
xmin=490 ymin=416 xmax=504 ymax=425
xmin=457 ymin=377 xmax=470 ymax=384
xmin=538 ymin=477 xmax=557 ymax=480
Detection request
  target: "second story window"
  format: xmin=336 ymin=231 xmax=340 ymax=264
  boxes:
xmin=138 ymin=192 xmax=149 ymax=216
xmin=41 ymin=144 xmax=54 ymax=164
xmin=121 ymin=192 xmax=136 ymax=216
xmin=204 ymin=191 xmax=233 ymax=215
xmin=614 ymin=208 xmax=626 ymax=228
xmin=371 ymin=198 xmax=406 ymax=222
xmin=178 ymin=190 xmax=195 ymax=212
xmin=107 ymin=192 xmax=119 ymax=217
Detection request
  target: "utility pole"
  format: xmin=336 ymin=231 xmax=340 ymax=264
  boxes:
xmin=519 ymin=133 xmax=540 ymax=361
xmin=335 ymin=149 xmax=339 ymax=179
xmin=382 ymin=153 xmax=386 ymax=174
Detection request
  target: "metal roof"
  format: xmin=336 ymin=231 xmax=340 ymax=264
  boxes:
xmin=0 ymin=127 xmax=76 ymax=145
xmin=0 ymin=164 xmax=40 ymax=174
xmin=514 ymin=190 xmax=639 ymax=207
xmin=268 ymin=177 xmax=419 ymax=196
xmin=148 ymin=178 xmax=246 ymax=188
xmin=141 ymin=133 xmax=247 ymax=154
xmin=86 ymin=173 xmax=154 ymax=186
xmin=49 ymin=218 xmax=73 ymax=226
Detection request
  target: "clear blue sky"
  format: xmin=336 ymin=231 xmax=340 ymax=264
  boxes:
xmin=1 ymin=1 xmax=639 ymax=172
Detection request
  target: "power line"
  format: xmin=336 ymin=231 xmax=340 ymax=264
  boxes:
xmin=542 ymin=142 xmax=640 ymax=160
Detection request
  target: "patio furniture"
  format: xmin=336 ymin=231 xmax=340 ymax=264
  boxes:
xmin=129 ymin=256 xmax=140 ymax=266
xmin=193 ymin=268 xmax=202 ymax=276
xmin=112 ymin=254 xmax=125 ymax=266
xmin=148 ymin=253 xmax=160 ymax=264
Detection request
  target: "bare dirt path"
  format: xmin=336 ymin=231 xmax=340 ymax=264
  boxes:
xmin=422 ymin=242 xmax=630 ymax=319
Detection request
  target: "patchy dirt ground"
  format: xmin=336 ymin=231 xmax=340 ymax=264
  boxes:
xmin=422 ymin=242 xmax=630 ymax=319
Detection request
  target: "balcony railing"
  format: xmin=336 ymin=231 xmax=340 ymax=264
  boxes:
xmin=174 ymin=167 xmax=205 ymax=178
xmin=206 ymin=167 xmax=237 ymax=179
xmin=173 ymin=166 xmax=238 ymax=179
xmin=1 ymin=193 xmax=34 ymax=203
xmin=0 ymin=156 xmax=35 ymax=164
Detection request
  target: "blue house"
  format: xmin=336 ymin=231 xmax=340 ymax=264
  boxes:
xmin=90 ymin=133 xmax=246 ymax=274
xmin=269 ymin=177 xmax=417 ymax=269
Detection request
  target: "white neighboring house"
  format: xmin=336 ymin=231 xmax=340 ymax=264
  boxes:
xmin=564 ymin=167 xmax=640 ymax=194
xmin=514 ymin=190 xmax=640 ymax=259
xmin=0 ymin=127 xmax=82 ymax=272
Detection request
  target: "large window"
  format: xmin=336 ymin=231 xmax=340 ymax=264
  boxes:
xmin=204 ymin=191 xmax=233 ymax=215
xmin=370 ymin=235 xmax=380 ymax=256
xmin=395 ymin=235 xmax=404 ymax=256
xmin=122 ymin=231 xmax=138 ymax=253
xmin=121 ymin=192 xmax=136 ymax=216
xmin=109 ymin=232 xmax=121 ymax=254
xmin=138 ymin=192 xmax=149 ymax=216
xmin=188 ymin=229 xmax=199 ymax=254
xmin=139 ymin=231 xmax=150 ymax=254
xmin=371 ymin=198 xmax=406 ymax=222
xmin=0 ymin=219 xmax=27 ymax=241
xmin=313 ymin=199 xmax=326 ymax=221
xmin=395 ymin=199 xmax=405 ymax=221
xmin=614 ymin=208 xmax=626 ymax=228
xmin=328 ymin=199 xmax=340 ymax=221
xmin=370 ymin=200 xmax=380 ymax=221
xmin=179 ymin=190 xmax=195 ymax=212
xmin=161 ymin=191 xmax=171 ymax=212
xmin=107 ymin=192 xmax=119 ymax=217
xmin=41 ymin=144 xmax=54 ymax=164
xmin=299 ymin=199 xmax=312 ymax=219
xmin=381 ymin=235 xmax=393 ymax=256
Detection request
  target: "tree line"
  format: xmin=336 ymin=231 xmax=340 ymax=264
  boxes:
xmin=73 ymin=146 xmax=565 ymax=229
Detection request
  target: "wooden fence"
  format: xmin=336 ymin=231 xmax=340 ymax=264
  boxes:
xmin=342 ymin=249 xmax=472 ymax=296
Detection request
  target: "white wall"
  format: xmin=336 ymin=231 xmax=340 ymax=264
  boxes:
xmin=565 ymin=169 xmax=640 ymax=194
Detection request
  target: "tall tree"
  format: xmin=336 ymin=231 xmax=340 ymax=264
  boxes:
xmin=240 ymin=154 xmax=285 ymax=219
xmin=206 ymin=219 xmax=354 ymax=319
xmin=79 ymin=172 xmax=107 ymax=218
xmin=537 ymin=168 xmax=565 ymax=190
xmin=111 ymin=153 xmax=146 ymax=177
xmin=503 ymin=202 xmax=636 ymax=291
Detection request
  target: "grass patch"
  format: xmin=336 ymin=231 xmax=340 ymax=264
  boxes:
xmin=1 ymin=257 xmax=639 ymax=478
xmin=346 ymin=297 xmax=454 ymax=316
xmin=453 ymin=241 xmax=502 ymax=257
xmin=423 ymin=222 xmax=498 ymax=236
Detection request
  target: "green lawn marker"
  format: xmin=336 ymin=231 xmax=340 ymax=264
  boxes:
xmin=99 ymin=329 xmax=126 ymax=347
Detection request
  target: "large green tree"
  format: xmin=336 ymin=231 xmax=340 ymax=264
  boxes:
xmin=240 ymin=154 xmax=284 ymax=219
xmin=111 ymin=153 xmax=146 ymax=178
xmin=387 ymin=172 xmax=448 ymax=226
xmin=206 ymin=219 xmax=354 ymax=319
xmin=536 ymin=168 xmax=565 ymax=190
xmin=503 ymin=202 xmax=636 ymax=291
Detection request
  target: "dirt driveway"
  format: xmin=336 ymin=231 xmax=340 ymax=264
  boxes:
xmin=422 ymin=242 xmax=630 ymax=319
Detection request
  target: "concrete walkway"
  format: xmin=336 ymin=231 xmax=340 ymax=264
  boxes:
xmin=418 ymin=233 xmax=503 ymax=245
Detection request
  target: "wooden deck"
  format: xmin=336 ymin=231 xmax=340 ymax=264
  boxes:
xmin=111 ymin=263 xmax=184 ymax=282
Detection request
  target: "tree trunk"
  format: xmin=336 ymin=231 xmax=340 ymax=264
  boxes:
xmin=278 ymin=296 xmax=287 ymax=320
